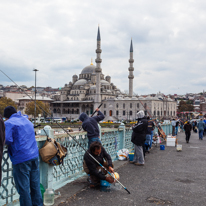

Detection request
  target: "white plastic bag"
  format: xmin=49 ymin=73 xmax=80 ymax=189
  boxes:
xmin=117 ymin=149 xmax=129 ymax=161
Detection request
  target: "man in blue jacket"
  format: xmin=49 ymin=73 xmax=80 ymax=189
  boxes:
xmin=79 ymin=108 xmax=105 ymax=148
xmin=4 ymin=106 xmax=43 ymax=206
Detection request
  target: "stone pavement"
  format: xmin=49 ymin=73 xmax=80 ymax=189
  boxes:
xmin=54 ymin=131 xmax=206 ymax=206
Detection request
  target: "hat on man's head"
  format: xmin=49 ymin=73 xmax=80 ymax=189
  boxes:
xmin=4 ymin=106 xmax=17 ymax=118
xmin=136 ymin=110 xmax=145 ymax=119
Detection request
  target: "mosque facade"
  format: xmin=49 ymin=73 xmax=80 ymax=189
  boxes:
xmin=51 ymin=27 xmax=177 ymax=121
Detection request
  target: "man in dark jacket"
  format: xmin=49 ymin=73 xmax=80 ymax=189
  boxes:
xmin=131 ymin=110 xmax=148 ymax=166
xmin=184 ymin=121 xmax=192 ymax=143
xmin=79 ymin=108 xmax=104 ymax=148
xmin=4 ymin=106 xmax=43 ymax=206
xmin=0 ymin=114 xmax=5 ymax=186
xmin=83 ymin=141 xmax=114 ymax=187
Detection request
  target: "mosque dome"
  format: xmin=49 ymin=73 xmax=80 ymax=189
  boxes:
xmin=73 ymin=74 xmax=78 ymax=78
xmin=74 ymin=79 xmax=87 ymax=86
xmin=90 ymin=85 xmax=96 ymax=90
xmin=81 ymin=64 xmax=96 ymax=74
xmin=101 ymin=80 xmax=110 ymax=85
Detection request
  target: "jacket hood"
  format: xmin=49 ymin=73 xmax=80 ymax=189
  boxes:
xmin=79 ymin=112 xmax=88 ymax=122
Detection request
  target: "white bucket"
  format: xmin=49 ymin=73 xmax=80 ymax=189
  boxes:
xmin=176 ymin=144 xmax=182 ymax=151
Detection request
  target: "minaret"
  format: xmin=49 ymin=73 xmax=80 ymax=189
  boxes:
xmin=128 ymin=39 xmax=134 ymax=97
xmin=94 ymin=26 xmax=102 ymax=109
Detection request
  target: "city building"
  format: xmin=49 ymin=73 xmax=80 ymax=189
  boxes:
xmin=51 ymin=26 xmax=177 ymax=121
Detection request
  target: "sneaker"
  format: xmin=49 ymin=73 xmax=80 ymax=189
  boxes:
xmin=129 ymin=161 xmax=135 ymax=164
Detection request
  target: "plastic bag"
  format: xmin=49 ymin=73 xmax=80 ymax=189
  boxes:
xmin=117 ymin=149 xmax=129 ymax=160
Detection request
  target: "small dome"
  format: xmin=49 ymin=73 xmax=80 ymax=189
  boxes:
xmin=90 ymin=85 xmax=96 ymax=90
xmin=145 ymin=96 xmax=153 ymax=100
xmin=138 ymin=96 xmax=145 ymax=100
xmin=131 ymin=96 xmax=138 ymax=100
xmin=73 ymin=74 xmax=78 ymax=78
xmin=125 ymin=97 xmax=130 ymax=100
xmin=101 ymin=80 xmax=110 ymax=85
xmin=74 ymin=79 xmax=87 ymax=86
xmin=81 ymin=65 xmax=96 ymax=74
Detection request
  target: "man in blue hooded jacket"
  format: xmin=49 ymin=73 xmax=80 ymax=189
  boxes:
xmin=4 ymin=106 xmax=43 ymax=206
xmin=79 ymin=108 xmax=105 ymax=148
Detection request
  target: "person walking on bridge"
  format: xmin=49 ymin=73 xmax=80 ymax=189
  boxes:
xmin=79 ymin=108 xmax=104 ymax=148
xmin=184 ymin=121 xmax=192 ymax=143
xmin=197 ymin=119 xmax=205 ymax=140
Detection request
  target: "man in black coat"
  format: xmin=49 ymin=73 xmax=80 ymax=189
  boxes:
xmin=184 ymin=121 xmax=192 ymax=143
xmin=83 ymin=141 xmax=114 ymax=187
xmin=131 ymin=110 xmax=148 ymax=166
xmin=0 ymin=114 xmax=5 ymax=185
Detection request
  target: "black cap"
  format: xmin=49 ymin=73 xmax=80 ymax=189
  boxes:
xmin=4 ymin=106 xmax=17 ymax=118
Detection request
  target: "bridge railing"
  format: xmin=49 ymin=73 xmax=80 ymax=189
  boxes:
xmin=0 ymin=123 xmax=172 ymax=205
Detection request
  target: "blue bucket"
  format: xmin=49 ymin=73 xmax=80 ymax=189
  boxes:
xmin=160 ymin=145 xmax=165 ymax=150
xmin=128 ymin=153 xmax=134 ymax=161
xmin=100 ymin=180 xmax=111 ymax=187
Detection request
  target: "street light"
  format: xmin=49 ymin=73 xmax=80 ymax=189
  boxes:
xmin=33 ymin=68 xmax=39 ymax=126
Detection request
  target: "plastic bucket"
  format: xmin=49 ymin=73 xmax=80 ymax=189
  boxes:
xmin=100 ymin=180 xmax=111 ymax=187
xmin=160 ymin=145 xmax=165 ymax=150
xmin=128 ymin=153 xmax=134 ymax=161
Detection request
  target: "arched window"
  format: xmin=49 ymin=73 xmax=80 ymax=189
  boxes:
xmin=130 ymin=103 xmax=132 ymax=108
xmin=68 ymin=109 xmax=70 ymax=114
xmin=72 ymin=109 xmax=74 ymax=114
xmin=123 ymin=103 xmax=125 ymax=109
xmin=123 ymin=111 xmax=125 ymax=116
xmin=116 ymin=110 xmax=119 ymax=116
xmin=53 ymin=109 xmax=56 ymax=113
xmin=137 ymin=103 xmax=139 ymax=108
xmin=130 ymin=111 xmax=132 ymax=115
xmin=116 ymin=103 xmax=118 ymax=108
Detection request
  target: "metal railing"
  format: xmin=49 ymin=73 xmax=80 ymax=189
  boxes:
xmin=0 ymin=123 xmax=172 ymax=205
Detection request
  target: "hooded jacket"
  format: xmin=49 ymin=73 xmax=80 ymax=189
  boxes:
xmin=79 ymin=111 xmax=104 ymax=139
xmin=4 ymin=111 xmax=39 ymax=165
xmin=0 ymin=115 xmax=5 ymax=185
xmin=131 ymin=116 xmax=148 ymax=146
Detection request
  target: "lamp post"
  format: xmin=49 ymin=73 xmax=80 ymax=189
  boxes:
xmin=33 ymin=68 xmax=38 ymax=126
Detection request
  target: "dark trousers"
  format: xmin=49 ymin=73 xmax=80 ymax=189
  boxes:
xmin=172 ymin=126 xmax=175 ymax=136
xmin=185 ymin=132 xmax=191 ymax=142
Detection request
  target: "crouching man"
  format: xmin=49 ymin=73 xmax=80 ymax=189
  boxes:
xmin=83 ymin=141 xmax=114 ymax=187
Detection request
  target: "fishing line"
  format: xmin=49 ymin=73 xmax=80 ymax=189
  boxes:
xmin=0 ymin=70 xmax=131 ymax=194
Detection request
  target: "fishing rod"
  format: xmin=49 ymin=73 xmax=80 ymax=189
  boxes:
xmin=78 ymin=103 xmax=103 ymax=131
xmin=0 ymin=70 xmax=131 ymax=194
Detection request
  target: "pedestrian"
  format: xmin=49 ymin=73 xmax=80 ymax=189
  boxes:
xmin=0 ymin=114 xmax=5 ymax=186
xmin=79 ymin=108 xmax=104 ymax=148
xmin=131 ymin=110 xmax=148 ymax=166
xmin=183 ymin=121 xmax=192 ymax=143
xmin=171 ymin=119 xmax=176 ymax=136
xmin=175 ymin=119 xmax=179 ymax=135
xmin=203 ymin=118 xmax=206 ymax=136
xmin=197 ymin=118 xmax=205 ymax=140
xmin=4 ymin=106 xmax=43 ymax=206
xmin=83 ymin=141 xmax=114 ymax=187
xmin=147 ymin=117 xmax=155 ymax=149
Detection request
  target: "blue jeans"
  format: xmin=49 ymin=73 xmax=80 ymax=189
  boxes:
xmin=199 ymin=130 xmax=204 ymax=140
xmin=13 ymin=157 xmax=43 ymax=206
xmin=88 ymin=137 xmax=101 ymax=148
xmin=175 ymin=126 xmax=178 ymax=135
xmin=150 ymin=131 xmax=153 ymax=148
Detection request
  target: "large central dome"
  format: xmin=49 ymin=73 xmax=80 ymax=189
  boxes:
xmin=81 ymin=64 xmax=96 ymax=74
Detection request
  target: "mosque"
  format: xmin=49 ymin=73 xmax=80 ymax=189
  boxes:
xmin=51 ymin=27 xmax=177 ymax=121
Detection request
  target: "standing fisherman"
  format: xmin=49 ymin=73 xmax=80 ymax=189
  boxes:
xmin=79 ymin=108 xmax=104 ymax=148
xmin=0 ymin=114 xmax=5 ymax=185
xmin=131 ymin=110 xmax=148 ymax=166
xmin=4 ymin=106 xmax=43 ymax=206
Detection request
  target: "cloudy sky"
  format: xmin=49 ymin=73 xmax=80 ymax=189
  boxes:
xmin=0 ymin=0 xmax=206 ymax=95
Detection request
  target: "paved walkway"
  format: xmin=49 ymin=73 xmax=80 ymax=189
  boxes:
xmin=54 ymin=131 xmax=206 ymax=206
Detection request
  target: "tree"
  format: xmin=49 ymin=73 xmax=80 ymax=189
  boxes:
xmin=0 ymin=97 xmax=17 ymax=116
xmin=178 ymin=100 xmax=194 ymax=112
xmin=25 ymin=101 xmax=50 ymax=117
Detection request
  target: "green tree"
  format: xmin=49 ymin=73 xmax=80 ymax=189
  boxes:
xmin=25 ymin=101 xmax=50 ymax=117
xmin=0 ymin=97 xmax=17 ymax=116
xmin=178 ymin=100 xmax=194 ymax=112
